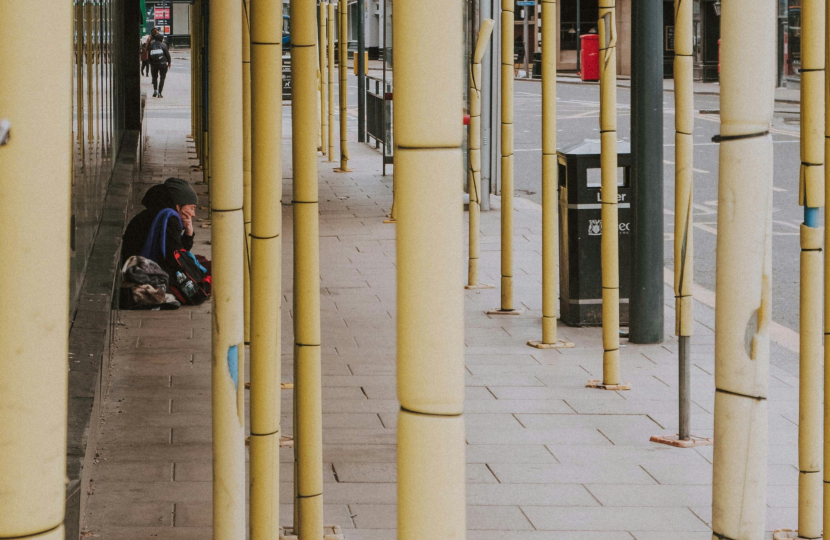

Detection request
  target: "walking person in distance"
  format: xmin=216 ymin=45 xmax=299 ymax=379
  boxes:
xmin=140 ymin=28 xmax=158 ymax=77
xmin=148 ymin=33 xmax=172 ymax=98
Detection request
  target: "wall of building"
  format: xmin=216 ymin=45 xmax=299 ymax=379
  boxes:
xmin=555 ymin=0 xmax=631 ymax=77
xmin=70 ymin=0 xmax=142 ymax=309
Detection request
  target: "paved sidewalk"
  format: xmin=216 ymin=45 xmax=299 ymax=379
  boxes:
xmin=82 ymin=52 xmax=801 ymax=540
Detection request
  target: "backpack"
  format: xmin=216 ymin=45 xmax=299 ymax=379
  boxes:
xmin=148 ymin=41 xmax=168 ymax=65
xmin=169 ymin=249 xmax=212 ymax=305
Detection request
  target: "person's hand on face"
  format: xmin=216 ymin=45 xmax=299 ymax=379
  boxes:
xmin=178 ymin=204 xmax=197 ymax=235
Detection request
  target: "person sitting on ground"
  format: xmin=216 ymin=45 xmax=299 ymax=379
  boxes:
xmin=122 ymin=177 xmax=197 ymax=275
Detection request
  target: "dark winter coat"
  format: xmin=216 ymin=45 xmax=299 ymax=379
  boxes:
xmin=122 ymin=184 xmax=194 ymax=272
xmin=148 ymin=40 xmax=171 ymax=66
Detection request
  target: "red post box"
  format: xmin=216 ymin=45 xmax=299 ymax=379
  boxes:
xmin=580 ymin=34 xmax=600 ymax=81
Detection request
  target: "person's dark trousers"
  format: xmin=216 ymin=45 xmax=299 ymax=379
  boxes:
xmin=151 ymin=64 xmax=169 ymax=95
xmin=141 ymin=60 xmax=150 ymax=76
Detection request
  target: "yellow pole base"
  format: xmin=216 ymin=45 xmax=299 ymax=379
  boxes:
xmin=527 ymin=340 xmax=575 ymax=350
xmin=586 ymin=380 xmax=632 ymax=391
xmin=485 ymin=308 xmax=524 ymax=316
xmin=280 ymin=525 xmax=344 ymax=540
xmin=245 ymin=382 xmax=293 ymax=390
xmin=649 ymin=434 xmax=713 ymax=448
xmin=333 ymin=167 xmax=354 ymax=173
xmin=465 ymin=283 xmax=494 ymax=290
xmin=383 ymin=218 xmax=397 ymax=224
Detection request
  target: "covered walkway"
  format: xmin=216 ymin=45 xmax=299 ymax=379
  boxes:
xmin=79 ymin=49 xmax=801 ymax=540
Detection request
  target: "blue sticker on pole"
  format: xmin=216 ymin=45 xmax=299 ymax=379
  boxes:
xmin=227 ymin=345 xmax=239 ymax=389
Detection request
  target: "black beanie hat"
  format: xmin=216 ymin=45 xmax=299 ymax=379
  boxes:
xmin=164 ymin=177 xmax=198 ymax=207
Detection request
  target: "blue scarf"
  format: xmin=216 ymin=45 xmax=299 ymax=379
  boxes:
xmin=139 ymin=208 xmax=182 ymax=264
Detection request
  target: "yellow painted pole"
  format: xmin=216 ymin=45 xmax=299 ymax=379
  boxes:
xmin=327 ymin=2 xmax=336 ymax=162
xmin=0 ymin=1 xmax=72 ymax=539
xmin=75 ymin=0 xmax=85 ymax=161
xmin=193 ymin=1 xmax=200 ymax=156
xmin=593 ymin=0 xmax=624 ymax=389
xmin=249 ymin=0 xmax=283 ymax=537
xmin=395 ymin=1 xmax=466 ymax=539
xmin=797 ymin=0 xmax=826 ymax=536
xmin=242 ymin=0 xmax=253 ymax=344
xmin=490 ymin=0 xmax=518 ymax=314
xmin=529 ymin=0 xmax=573 ymax=349
xmin=96 ymin=1 xmax=103 ymax=145
xmin=710 ymin=1 xmax=775 ymax=538
xmin=291 ymin=0 xmax=325 ymax=537
xmin=824 ymin=0 xmax=830 ymax=530
xmin=320 ymin=2 xmax=329 ymax=158
xmin=193 ymin=2 xmax=198 ymax=137
xmin=467 ymin=20 xmax=495 ymax=291
xmin=85 ymin=1 xmax=94 ymax=144
xmin=335 ymin=1 xmax=352 ymax=172
xmin=104 ymin=0 xmax=110 ymax=153
xmin=673 ymin=0 xmax=695 ymax=440
xmin=208 ymin=0 xmax=246 ymax=538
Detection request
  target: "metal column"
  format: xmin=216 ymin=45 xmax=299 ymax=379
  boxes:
xmin=629 ymin=0 xmax=664 ymax=344
xmin=358 ymin=0 xmax=366 ymax=142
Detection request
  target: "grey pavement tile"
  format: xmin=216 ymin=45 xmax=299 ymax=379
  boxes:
xmin=640 ymin=462 xmax=712 ymax=485
xmin=92 ymin=462 xmax=174 ymax=483
xmin=348 ymin=504 xmax=396 ymax=529
xmin=521 ymin=506 xmax=710 ymax=531
xmin=468 ymin=505 xmax=535 ymax=530
xmin=490 ymin=386 xmax=629 ymax=401
xmin=516 ymin=413 xmax=661 ymax=432
xmin=89 ymin=481 xmax=212 ymax=504
xmin=325 ymin=531 xmax=395 ymax=540
xmin=586 ymin=484 xmax=711 ymax=507
xmin=466 ymin=444 xmax=558 ymax=464
xmin=489 ymin=462 xmax=657 ymax=485
xmin=464 ymin=399 xmax=575 ymax=414
xmin=469 ymin=533 xmax=633 ymax=540
xmin=324 ymin=482 xmax=397 ymax=504
xmin=631 ymin=534 xmax=711 ymax=540
xmin=546 ymin=445 xmax=713 ymax=467
xmin=688 ymin=504 xmax=798 ymax=534
xmin=465 ymin=355 xmax=543 ymax=367
xmin=96 ymin=442 xmax=212 ymax=462
xmin=468 ymin=483 xmax=599 ymax=507
xmin=86 ymin=499 xmax=173 ymax=527
xmin=86 ymin=527 xmax=213 ymax=539
xmin=466 ymin=427 xmax=613 ymax=446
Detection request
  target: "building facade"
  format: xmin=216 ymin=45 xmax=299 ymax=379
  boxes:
xmin=144 ymin=0 xmax=192 ymax=46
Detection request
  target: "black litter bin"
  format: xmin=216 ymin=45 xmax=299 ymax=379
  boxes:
xmin=558 ymin=139 xmax=632 ymax=327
